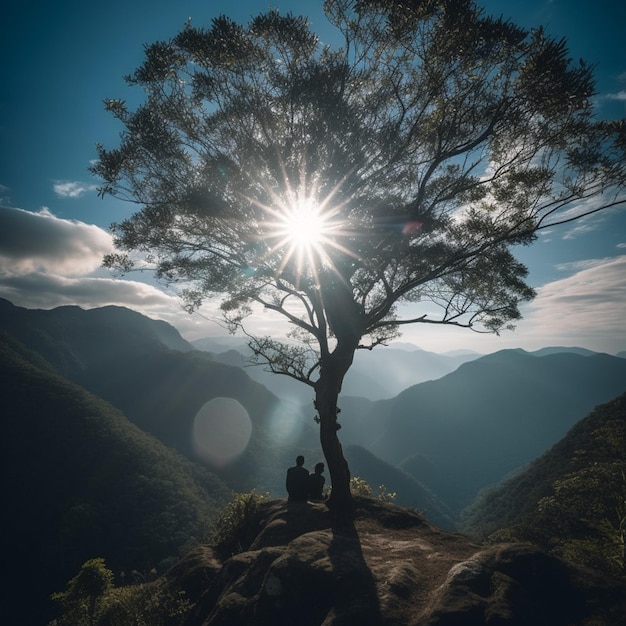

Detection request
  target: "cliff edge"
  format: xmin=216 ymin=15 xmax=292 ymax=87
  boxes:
xmin=159 ymin=497 xmax=625 ymax=625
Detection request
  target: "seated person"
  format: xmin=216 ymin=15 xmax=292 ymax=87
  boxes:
xmin=308 ymin=462 xmax=326 ymax=501
xmin=286 ymin=455 xmax=309 ymax=501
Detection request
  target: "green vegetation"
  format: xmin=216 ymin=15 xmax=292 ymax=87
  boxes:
xmin=50 ymin=558 xmax=193 ymax=626
xmin=350 ymin=476 xmax=397 ymax=503
xmin=209 ymin=491 xmax=270 ymax=558
xmin=1 ymin=334 xmax=231 ymax=624
xmin=51 ymin=558 xmax=114 ymax=626
xmin=462 ymin=394 xmax=626 ymax=577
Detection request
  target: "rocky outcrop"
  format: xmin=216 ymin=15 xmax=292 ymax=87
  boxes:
xmin=163 ymin=498 xmax=626 ymax=625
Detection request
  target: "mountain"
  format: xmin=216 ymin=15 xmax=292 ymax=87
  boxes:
xmin=339 ymin=348 xmax=626 ymax=513
xmin=0 ymin=297 xmax=194 ymax=377
xmin=460 ymin=393 xmax=626 ymax=575
xmin=0 ymin=299 xmax=320 ymax=495
xmin=344 ymin=445 xmax=456 ymax=529
xmin=79 ymin=348 xmax=319 ymax=494
xmin=5 ymin=299 xmax=624 ymax=522
xmin=0 ymin=333 xmax=232 ymax=625
xmin=192 ymin=336 xmax=476 ymax=402
xmin=4 ymin=298 xmax=625 ymax=623
xmin=530 ymin=346 xmax=602 ymax=357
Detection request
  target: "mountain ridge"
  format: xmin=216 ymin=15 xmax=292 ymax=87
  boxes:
xmin=0 ymin=333 xmax=231 ymax=624
xmin=3 ymin=299 xmax=625 ymax=623
xmin=338 ymin=348 xmax=626 ymax=512
xmin=460 ymin=392 xmax=626 ymax=574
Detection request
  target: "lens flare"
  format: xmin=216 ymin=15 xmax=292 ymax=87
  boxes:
xmin=266 ymin=400 xmax=305 ymax=445
xmin=192 ymin=397 xmax=252 ymax=468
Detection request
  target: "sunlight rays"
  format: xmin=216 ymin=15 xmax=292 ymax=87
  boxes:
xmin=242 ymin=164 xmax=361 ymax=288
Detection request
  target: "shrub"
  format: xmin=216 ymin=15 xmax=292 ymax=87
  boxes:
xmin=209 ymin=491 xmax=269 ymax=558
xmin=51 ymin=560 xmax=193 ymax=626
xmin=95 ymin=584 xmax=193 ymax=626
xmin=350 ymin=476 xmax=397 ymax=503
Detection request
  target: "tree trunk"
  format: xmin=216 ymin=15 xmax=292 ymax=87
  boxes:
xmin=315 ymin=343 xmax=357 ymax=517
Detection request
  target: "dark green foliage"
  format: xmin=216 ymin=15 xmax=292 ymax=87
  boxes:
xmin=0 ymin=334 xmax=231 ymax=625
xmin=209 ymin=491 xmax=270 ymax=559
xmin=51 ymin=558 xmax=194 ymax=626
xmin=461 ymin=394 xmax=626 ymax=576
xmin=96 ymin=583 xmax=194 ymax=626
xmin=50 ymin=558 xmax=114 ymax=626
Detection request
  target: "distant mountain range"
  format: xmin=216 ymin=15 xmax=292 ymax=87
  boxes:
xmin=3 ymin=296 xmax=624 ymax=515
xmin=2 ymin=297 xmax=625 ymax=622
xmin=336 ymin=348 xmax=626 ymax=512
xmin=192 ymin=335 xmax=478 ymax=402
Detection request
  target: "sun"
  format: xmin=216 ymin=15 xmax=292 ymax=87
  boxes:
xmin=256 ymin=191 xmax=347 ymax=281
xmin=281 ymin=199 xmax=327 ymax=250
xmin=246 ymin=175 xmax=358 ymax=282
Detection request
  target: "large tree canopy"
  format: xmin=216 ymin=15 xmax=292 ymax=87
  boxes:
xmin=93 ymin=0 xmax=626 ymax=514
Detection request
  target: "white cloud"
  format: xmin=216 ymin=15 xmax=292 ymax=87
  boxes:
xmin=53 ymin=180 xmax=98 ymax=198
xmin=1 ymin=205 xmax=625 ymax=354
xmin=0 ymin=184 xmax=12 ymax=206
xmin=0 ymin=205 xmax=226 ymax=338
xmin=603 ymin=90 xmax=626 ymax=102
xmin=0 ymin=272 xmax=176 ymax=310
xmin=0 ymin=206 xmax=113 ymax=276
xmin=520 ymin=256 xmax=626 ymax=351
xmin=398 ymin=255 xmax=626 ymax=355
xmin=554 ymin=257 xmax=614 ymax=272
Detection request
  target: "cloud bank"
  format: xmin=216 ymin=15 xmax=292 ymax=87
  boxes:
xmin=1 ymin=205 xmax=625 ymax=353
xmin=0 ymin=206 xmax=112 ymax=275
xmin=0 ymin=205 xmax=183 ymax=320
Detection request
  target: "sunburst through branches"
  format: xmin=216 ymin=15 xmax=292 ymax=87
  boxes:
xmin=249 ymin=176 xmax=358 ymax=285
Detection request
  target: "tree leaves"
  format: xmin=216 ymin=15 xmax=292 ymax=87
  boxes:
xmin=92 ymin=0 xmax=625 ymax=373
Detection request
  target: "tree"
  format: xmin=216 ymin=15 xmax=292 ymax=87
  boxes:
xmin=51 ymin=558 xmax=114 ymax=626
xmin=92 ymin=0 xmax=626 ymax=515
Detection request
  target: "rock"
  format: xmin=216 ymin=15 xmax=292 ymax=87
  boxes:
xmin=165 ymin=498 xmax=626 ymax=626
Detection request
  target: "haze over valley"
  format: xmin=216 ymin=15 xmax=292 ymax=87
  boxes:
xmin=3 ymin=298 xmax=625 ymax=622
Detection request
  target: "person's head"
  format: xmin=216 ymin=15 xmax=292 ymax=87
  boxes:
xmin=314 ymin=462 xmax=324 ymax=474
xmin=296 ymin=455 xmax=305 ymax=466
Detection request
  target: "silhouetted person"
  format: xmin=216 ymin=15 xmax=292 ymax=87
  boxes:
xmin=308 ymin=462 xmax=326 ymax=501
xmin=286 ymin=455 xmax=309 ymax=501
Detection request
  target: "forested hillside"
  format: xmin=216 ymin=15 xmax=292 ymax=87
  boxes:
xmin=0 ymin=333 xmax=232 ymax=625
xmin=339 ymin=349 xmax=626 ymax=512
xmin=0 ymin=297 xmax=193 ymax=376
xmin=460 ymin=393 xmax=626 ymax=576
xmin=0 ymin=299 xmax=321 ymax=495
xmin=2 ymin=299 xmax=625 ymax=623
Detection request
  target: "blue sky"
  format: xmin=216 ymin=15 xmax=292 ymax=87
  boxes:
xmin=1 ymin=0 xmax=625 ymax=354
